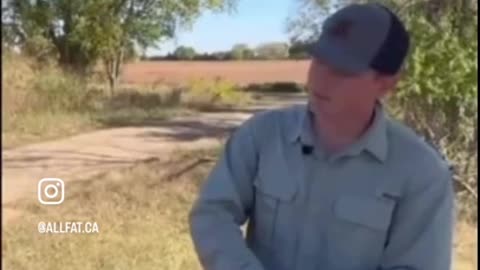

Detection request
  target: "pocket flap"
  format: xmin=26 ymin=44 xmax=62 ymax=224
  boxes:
xmin=254 ymin=168 xmax=297 ymax=202
xmin=334 ymin=196 xmax=394 ymax=231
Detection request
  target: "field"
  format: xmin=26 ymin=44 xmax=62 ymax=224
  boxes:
xmin=121 ymin=60 xmax=311 ymax=86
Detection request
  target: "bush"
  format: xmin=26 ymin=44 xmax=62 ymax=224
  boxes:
xmin=2 ymin=52 xmax=105 ymax=146
xmin=32 ymin=67 xmax=91 ymax=112
xmin=244 ymin=82 xmax=306 ymax=93
xmin=2 ymin=53 xmax=37 ymax=117
xmin=288 ymin=41 xmax=311 ymax=60
xmin=392 ymin=10 xmax=478 ymax=222
xmin=255 ymin=42 xmax=290 ymax=60
xmin=182 ymin=78 xmax=251 ymax=110
xmin=174 ymin=46 xmax=196 ymax=60
xmin=229 ymin=44 xmax=255 ymax=60
xmin=2 ymin=52 xmax=96 ymax=115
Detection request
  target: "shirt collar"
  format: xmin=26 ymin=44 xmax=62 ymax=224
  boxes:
xmin=288 ymin=103 xmax=389 ymax=162
xmin=351 ymin=103 xmax=389 ymax=162
xmin=287 ymin=104 xmax=310 ymax=144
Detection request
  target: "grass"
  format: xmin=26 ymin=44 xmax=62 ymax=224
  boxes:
xmin=2 ymin=148 xmax=477 ymax=270
xmin=1 ymin=87 xmax=188 ymax=148
xmin=2 ymin=148 xmax=217 ymax=270
xmin=2 ymin=112 xmax=98 ymax=148
xmin=2 ymin=54 xmax=251 ymax=148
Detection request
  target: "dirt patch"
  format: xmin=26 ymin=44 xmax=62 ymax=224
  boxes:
xmin=2 ymin=93 xmax=307 ymax=223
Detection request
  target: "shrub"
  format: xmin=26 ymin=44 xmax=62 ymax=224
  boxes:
xmin=174 ymin=46 xmax=197 ymax=60
xmin=182 ymin=78 xmax=251 ymax=110
xmin=391 ymin=10 xmax=478 ymax=222
xmin=32 ymin=67 xmax=91 ymax=112
xmin=2 ymin=53 xmax=38 ymax=117
xmin=244 ymin=82 xmax=306 ymax=93
xmin=2 ymin=52 xmax=97 ymax=115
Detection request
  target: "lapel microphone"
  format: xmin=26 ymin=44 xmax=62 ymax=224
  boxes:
xmin=302 ymin=145 xmax=314 ymax=155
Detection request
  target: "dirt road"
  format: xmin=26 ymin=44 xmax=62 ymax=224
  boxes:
xmin=2 ymin=93 xmax=306 ymax=223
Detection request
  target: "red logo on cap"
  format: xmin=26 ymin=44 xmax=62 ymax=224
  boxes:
xmin=329 ymin=19 xmax=352 ymax=38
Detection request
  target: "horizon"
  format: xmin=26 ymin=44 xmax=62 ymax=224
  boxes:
xmin=145 ymin=0 xmax=296 ymax=57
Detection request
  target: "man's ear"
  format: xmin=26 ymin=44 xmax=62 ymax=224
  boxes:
xmin=376 ymin=72 xmax=400 ymax=98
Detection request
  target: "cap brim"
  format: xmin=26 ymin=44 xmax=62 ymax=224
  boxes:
xmin=307 ymin=38 xmax=370 ymax=75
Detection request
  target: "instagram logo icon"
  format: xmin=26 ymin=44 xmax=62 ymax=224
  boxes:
xmin=38 ymin=178 xmax=65 ymax=205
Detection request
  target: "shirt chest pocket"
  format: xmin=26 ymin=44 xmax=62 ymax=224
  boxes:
xmin=327 ymin=195 xmax=395 ymax=268
xmin=252 ymin=167 xmax=298 ymax=251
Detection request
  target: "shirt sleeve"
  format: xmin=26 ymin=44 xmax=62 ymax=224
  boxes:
xmin=379 ymin=164 xmax=456 ymax=270
xmin=188 ymin=115 xmax=265 ymax=270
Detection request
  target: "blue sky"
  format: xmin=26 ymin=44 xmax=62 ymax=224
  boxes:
xmin=146 ymin=0 xmax=295 ymax=56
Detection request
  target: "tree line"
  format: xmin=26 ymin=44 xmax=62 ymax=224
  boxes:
xmin=2 ymin=0 xmax=236 ymax=93
xmin=146 ymin=42 xmax=312 ymax=61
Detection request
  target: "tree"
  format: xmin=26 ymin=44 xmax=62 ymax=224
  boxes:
xmin=3 ymin=0 xmax=236 ymax=92
xmin=288 ymin=41 xmax=311 ymax=59
xmin=286 ymin=0 xmax=347 ymax=43
xmin=174 ymin=46 xmax=196 ymax=60
xmin=229 ymin=43 xmax=254 ymax=60
xmin=243 ymin=48 xmax=255 ymax=59
xmin=255 ymin=42 xmax=289 ymax=60
xmin=287 ymin=0 xmax=477 ymax=42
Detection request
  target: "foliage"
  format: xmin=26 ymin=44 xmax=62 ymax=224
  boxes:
xmin=393 ymin=6 xmax=477 ymax=221
xmin=182 ymin=78 xmax=251 ymax=109
xmin=255 ymin=42 xmax=290 ymax=60
xmin=2 ymin=0 xmax=237 ymax=91
xmin=174 ymin=46 xmax=197 ymax=60
xmin=229 ymin=43 xmax=255 ymax=60
xmin=2 ymin=52 xmax=100 ymax=147
xmin=245 ymin=82 xmax=306 ymax=93
xmin=2 ymin=51 xmax=90 ymax=115
xmin=286 ymin=0 xmax=347 ymax=42
xmin=288 ymin=41 xmax=311 ymax=59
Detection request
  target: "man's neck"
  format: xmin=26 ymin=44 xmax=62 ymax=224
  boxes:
xmin=313 ymin=106 xmax=376 ymax=153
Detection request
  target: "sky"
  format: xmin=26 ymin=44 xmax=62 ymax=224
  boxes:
xmin=146 ymin=0 xmax=296 ymax=56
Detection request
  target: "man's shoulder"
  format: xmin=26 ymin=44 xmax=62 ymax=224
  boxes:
xmin=386 ymin=118 xmax=452 ymax=184
xmin=245 ymin=104 xmax=305 ymax=130
xmin=239 ymin=104 xmax=306 ymax=142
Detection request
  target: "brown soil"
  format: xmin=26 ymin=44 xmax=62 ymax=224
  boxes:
xmin=121 ymin=60 xmax=310 ymax=86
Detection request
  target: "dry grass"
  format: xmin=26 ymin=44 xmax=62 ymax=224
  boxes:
xmin=2 ymin=54 xmax=252 ymax=148
xmin=454 ymin=222 xmax=478 ymax=270
xmin=2 ymin=148 xmax=477 ymax=270
xmin=2 ymin=148 xmax=217 ymax=270
xmin=2 ymin=112 xmax=98 ymax=149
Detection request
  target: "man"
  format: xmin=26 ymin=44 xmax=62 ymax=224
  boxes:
xmin=189 ymin=3 xmax=455 ymax=270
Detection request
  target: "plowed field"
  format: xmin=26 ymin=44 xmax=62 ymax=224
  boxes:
xmin=121 ymin=60 xmax=310 ymax=85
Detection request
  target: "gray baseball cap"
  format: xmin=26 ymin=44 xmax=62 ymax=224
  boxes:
xmin=308 ymin=3 xmax=410 ymax=75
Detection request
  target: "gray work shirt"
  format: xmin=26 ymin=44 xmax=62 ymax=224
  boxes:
xmin=189 ymin=103 xmax=455 ymax=270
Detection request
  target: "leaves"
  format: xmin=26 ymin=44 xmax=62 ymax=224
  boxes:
xmin=289 ymin=0 xmax=478 ymax=220
xmin=255 ymin=42 xmax=290 ymax=60
xmin=174 ymin=46 xmax=196 ymax=60
xmin=3 ymin=0 xmax=237 ymax=78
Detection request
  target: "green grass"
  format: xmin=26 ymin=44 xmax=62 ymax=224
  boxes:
xmin=2 ymin=148 xmax=477 ymax=270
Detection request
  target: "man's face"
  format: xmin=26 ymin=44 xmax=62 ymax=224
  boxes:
xmin=306 ymin=57 xmax=393 ymax=117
